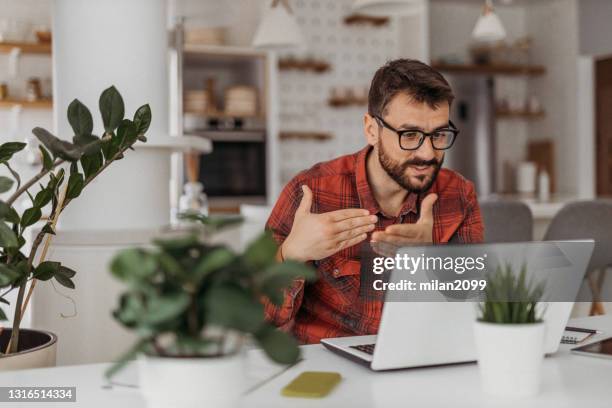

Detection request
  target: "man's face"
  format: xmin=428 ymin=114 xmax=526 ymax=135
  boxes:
xmin=365 ymin=92 xmax=450 ymax=193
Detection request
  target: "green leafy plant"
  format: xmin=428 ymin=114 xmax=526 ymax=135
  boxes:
xmin=477 ymin=264 xmax=545 ymax=324
xmin=106 ymin=218 xmax=316 ymax=378
xmin=0 ymin=86 xmax=151 ymax=355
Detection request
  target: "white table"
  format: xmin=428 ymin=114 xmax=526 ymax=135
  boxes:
xmin=2 ymin=315 xmax=611 ymax=407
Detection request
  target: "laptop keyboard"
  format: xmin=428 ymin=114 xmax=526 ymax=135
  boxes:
xmin=350 ymin=343 xmax=376 ymax=355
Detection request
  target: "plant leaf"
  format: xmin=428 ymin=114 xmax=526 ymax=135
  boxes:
xmin=66 ymin=172 xmax=85 ymax=200
xmin=20 ymin=207 xmax=42 ymax=228
xmin=104 ymin=338 xmax=149 ymax=379
xmin=133 ymin=104 xmax=152 ymax=135
xmin=67 ymin=98 xmax=94 ymax=137
xmin=41 ymin=222 xmax=56 ymax=235
xmin=0 ymin=176 xmax=14 ymax=193
xmin=33 ymin=261 xmax=61 ymax=281
xmin=54 ymin=273 xmax=75 ymax=289
xmin=32 ymin=127 xmax=82 ymax=161
xmin=255 ymin=325 xmax=300 ymax=365
xmin=0 ymin=142 xmax=26 ymax=163
xmin=33 ymin=188 xmax=53 ymax=208
xmin=142 ymin=292 xmax=191 ymax=325
xmin=204 ymin=285 xmax=264 ymax=333
xmin=110 ymin=249 xmax=157 ymax=282
xmin=80 ymin=151 xmax=103 ymax=180
xmin=0 ymin=201 xmax=10 ymax=219
xmin=0 ymin=222 xmax=18 ymax=248
xmin=99 ymin=86 xmax=125 ymax=133
xmin=243 ymin=232 xmax=278 ymax=270
xmin=39 ymin=146 xmax=54 ymax=171
xmin=73 ymin=134 xmax=102 ymax=155
xmin=0 ymin=264 xmax=21 ymax=287
xmin=193 ymin=247 xmax=235 ymax=281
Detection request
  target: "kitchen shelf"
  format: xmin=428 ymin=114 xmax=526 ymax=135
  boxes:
xmin=278 ymin=58 xmax=331 ymax=74
xmin=0 ymin=41 xmax=51 ymax=54
xmin=186 ymin=130 xmax=265 ymax=143
xmin=0 ymin=98 xmax=52 ymax=109
xmin=343 ymin=14 xmax=390 ymax=27
xmin=431 ymin=62 xmax=546 ymax=76
xmin=495 ymin=109 xmax=546 ymax=120
xmin=328 ymin=97 xmax=368 ymax=108
xmin=279 ymin=131 xmax=333 ymax=141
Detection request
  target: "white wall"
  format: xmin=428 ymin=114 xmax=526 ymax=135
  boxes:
xmin=429 ymin=1 xmax=529 ymax=193
xmin=526 ymin=0 xmax=580 ymax=196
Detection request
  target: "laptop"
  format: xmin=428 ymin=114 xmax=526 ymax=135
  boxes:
xmin=321 ymin=240 xmax=595 ymax=371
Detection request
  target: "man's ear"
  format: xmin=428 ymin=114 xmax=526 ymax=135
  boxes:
xmin=364 ymin=113 xmax=379 ymax=147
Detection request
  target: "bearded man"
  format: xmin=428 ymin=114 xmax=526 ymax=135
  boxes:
xmin=264 ymin=59 xmax=484 ymax=344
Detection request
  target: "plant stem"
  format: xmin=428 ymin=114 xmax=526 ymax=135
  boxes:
xmin=6 ymin=160 xmax=65 ymax=207
xmin=6 ymin=282 xmax=26 ymax=354
xmin=18 ymin=184 xmax=68 ymax=321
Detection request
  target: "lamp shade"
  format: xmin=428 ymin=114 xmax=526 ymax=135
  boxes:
xmin=351 ymin=0 xmax=424 ymax=17
xmin=472 ymin=3 xmax=507 ymax=42
xmin=252 ymin=2 xmax=304 ymax=50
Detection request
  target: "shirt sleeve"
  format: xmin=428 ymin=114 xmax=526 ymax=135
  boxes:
xmin=456 ymin=180 xmax=484 ymax=243
xmin=262 ymin=176 xmax=308 ymax=329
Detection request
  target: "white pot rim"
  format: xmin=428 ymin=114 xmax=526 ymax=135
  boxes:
xmin=475 ymin=320 xmax=545 ymax=328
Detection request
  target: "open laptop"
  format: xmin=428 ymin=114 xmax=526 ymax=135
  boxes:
xmin=321 ymin=240 xmax=595 ymax=371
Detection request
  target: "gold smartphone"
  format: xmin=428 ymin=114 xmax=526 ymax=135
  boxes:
xmin=281 ymin=371 xmax=342 ymax=398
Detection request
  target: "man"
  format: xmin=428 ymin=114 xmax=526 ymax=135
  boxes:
xmin=265 ymin=59 xmax=483 ymax=344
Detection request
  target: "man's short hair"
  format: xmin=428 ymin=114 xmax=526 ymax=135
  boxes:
xmin=368 ymin=59 xmax=455 ymax=117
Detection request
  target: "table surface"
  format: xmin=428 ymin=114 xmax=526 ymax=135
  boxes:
xmin=1 ymin=315 xmax=611 ymax=407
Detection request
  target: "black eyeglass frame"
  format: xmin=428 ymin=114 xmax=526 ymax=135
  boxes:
xmin=374 ymin=115 xmax=460 ymax=151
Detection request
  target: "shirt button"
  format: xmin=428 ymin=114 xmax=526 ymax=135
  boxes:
xmin=333 ymin=268 xmax=339 ymax=277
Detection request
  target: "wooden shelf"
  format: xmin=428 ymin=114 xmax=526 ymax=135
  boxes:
xmin=328 ymin=97 xmax=368 ymax=108
xmin=186 ymin=130 xmax=265 ymax=143
xmin=0 ymin=98 xmax=52 ymax=109
xmin=278 ymin=58 xmax=331 ymax=74
xmin=495 ymin=109 xmax=546 ymax=120
xmin=0 ymin=41 xmax=51 ymax=54
xmin=431 ymin=62 xmax=546 ymax=76
xmin=279 ymin=131 xmax=333 ymax=141
xmin=343 ymin=14 xmax=390 ymax=27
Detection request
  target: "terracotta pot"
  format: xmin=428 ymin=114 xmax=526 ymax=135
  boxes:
xmin=0 ymin=329 xmax=57 ymax=371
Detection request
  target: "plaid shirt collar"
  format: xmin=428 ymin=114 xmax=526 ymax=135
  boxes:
xmin=354 ymin=146 xmax=418 ymax=219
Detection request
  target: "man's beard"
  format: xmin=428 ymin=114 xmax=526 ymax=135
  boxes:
xmin=378 ymin=141 xmax=443 ymax=194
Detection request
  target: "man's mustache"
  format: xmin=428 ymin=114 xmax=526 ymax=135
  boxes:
xmin=401 ymin=158 xmax=440 ymax=169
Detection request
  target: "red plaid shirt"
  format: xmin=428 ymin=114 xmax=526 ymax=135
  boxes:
xmin=264 ymin=146 xmax=483 ymax=344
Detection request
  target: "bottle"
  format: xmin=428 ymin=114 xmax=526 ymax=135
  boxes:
xmin=538 ymin=167 xmax=550 ymax=202
xmin=178 ymin=181 xmax=209 ymax=224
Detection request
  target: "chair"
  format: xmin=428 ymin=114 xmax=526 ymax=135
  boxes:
xmin=543 ymin=200 xmax=612 ymax=315
xmin=479 ymin=200 xmax=533 ymax=243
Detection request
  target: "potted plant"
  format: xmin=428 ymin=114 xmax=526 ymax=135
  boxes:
xmin=0 ymin=86 xmax=151 ymax=370
xmin=106 ymin=215 xmax=316 ymax=408
xmin=474 ymin=263 xmax=546 ymax=397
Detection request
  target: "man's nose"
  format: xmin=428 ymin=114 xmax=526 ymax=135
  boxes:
xmin=413 ymin=136 xmax=436 ymax=161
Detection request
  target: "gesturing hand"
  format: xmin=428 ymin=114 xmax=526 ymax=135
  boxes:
xmin=282 ymin=185 xmax=378 ymax=262
xmin=371 ymin=193 xmax=438 ymax=247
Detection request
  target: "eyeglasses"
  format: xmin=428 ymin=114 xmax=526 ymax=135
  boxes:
xmin=374 ymin=115 xmax=459 ymax=151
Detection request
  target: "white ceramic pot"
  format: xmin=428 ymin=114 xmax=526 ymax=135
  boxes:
xmin=474 ymin=321 xmax=545 ymax=397
xmin=138 ymin=352 xmax=245 ymax=408
xmin=0 ymin=329 xmax=57 ymax=371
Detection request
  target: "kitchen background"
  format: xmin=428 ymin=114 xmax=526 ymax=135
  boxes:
xmin=1 ymin=0 xmax=611 ymax=364
xmin=2 ymin=0 xmax=610 ymax=212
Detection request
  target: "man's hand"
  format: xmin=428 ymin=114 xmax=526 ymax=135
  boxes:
xmin=371 ymin=193 xmax=438 ymax=246
xmin=282 ymin=185 xmax=378 ymax=262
